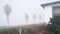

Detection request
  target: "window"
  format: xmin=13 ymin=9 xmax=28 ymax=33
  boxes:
xmin=53 ymin=6 xmax=60 ymax=16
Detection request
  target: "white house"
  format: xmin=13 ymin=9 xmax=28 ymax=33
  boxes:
xmin=41 ymin=1 xmax=60 ymax=24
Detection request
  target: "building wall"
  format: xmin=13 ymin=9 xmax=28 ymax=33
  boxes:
xmin=44 ymin=6 xmax=52 ymax=24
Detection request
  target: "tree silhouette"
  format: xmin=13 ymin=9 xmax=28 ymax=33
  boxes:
xmin=43 ymin=16 xmax=60 ymax=34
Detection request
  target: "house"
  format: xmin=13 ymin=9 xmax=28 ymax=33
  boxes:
xmin=41 ymin=1 xmax=60 ymax=24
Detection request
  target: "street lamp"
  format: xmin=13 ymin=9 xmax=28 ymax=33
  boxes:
xmin=4 ymin=4 xmax=12 ymax=27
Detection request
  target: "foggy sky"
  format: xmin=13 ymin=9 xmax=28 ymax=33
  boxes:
xmin=0 ymin=0 xmax=59 ymax=26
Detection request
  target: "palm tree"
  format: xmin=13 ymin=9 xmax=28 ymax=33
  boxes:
xmin=25 ymin=13 xmax=29 ymax=24
xmin=4 ymin=4 xmax=12 ymax=26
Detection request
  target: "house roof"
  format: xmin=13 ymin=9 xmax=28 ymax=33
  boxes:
xmin=41 ymin=1 xmax=60 ymax=8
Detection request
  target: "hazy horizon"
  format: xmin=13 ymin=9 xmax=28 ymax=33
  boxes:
xmin=0 ymin=0 xmax=59 ymax=26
